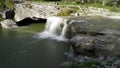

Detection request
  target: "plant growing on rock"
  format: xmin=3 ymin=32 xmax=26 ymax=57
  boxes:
xmin=57 ymin=8 xmax=76 ymax=16
xmin=4 ymin=0 xmax=14 ymax=10
xmin=0 ymin=14 xmax=3 ymax=21
xmin=0 ymin=0 xmax=5 ymax=11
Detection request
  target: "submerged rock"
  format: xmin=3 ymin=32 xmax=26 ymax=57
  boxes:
xmin=0 ymin=19 xmax=18 ymax=29
xmin=59 ymin=62 xmax=73 ymax=68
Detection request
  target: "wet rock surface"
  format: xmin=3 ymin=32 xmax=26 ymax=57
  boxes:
xmin=0 ymin=19 xmax=18 ymax=29
xmin=64 ymin=17 xmax=120 ymax=68
xmin=71 ymin=55 xmax=120 ymax=68
xmin=67 ymin=17 xmax=120 ymax=56
xmin=70 ymin=35 xmax=120 ymax=56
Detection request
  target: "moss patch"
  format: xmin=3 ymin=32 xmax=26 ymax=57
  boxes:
xmin=65 ymin=61 xmax=102 ymax=68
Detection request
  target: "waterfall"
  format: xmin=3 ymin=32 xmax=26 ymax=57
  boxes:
xmin=44 ymin=16 xmax=63 ymax=35
xmin=64 ymin=46 xmax=74 ymax=61
xmin=35 ymin=16 xmax=68 ymax=41
xmin=60 ymin=20 xmax=68 ymax=37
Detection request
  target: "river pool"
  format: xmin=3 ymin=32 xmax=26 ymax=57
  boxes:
xmin=0 ymin=24 xmax=69 ymax=68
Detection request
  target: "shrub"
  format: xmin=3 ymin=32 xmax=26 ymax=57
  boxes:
xmin=57 ymin=7 xmax=77 ymax=16
xmin=0 ymin=14 xmax=3 ymax=21
xmin=109 ymin=7 xmax=120 ymax=12
xmin=0 ymin=0 xmax=5 ymax=11
xmin=5 ymin=0 xmax=14 ymax=10
xmin=65 ymin=61 xmax=103 ymax=68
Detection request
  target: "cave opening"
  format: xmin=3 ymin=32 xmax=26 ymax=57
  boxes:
xmin=16 ymin=17 xmax=47 ymax=26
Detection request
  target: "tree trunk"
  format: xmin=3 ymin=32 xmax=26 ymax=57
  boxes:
xmin=102 ymin=0 xmax=105 ymax=7
xmin=81 ymin=0 xmax=84 ymax=4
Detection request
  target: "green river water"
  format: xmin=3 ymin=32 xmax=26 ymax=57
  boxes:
xmin=0 ymin=24 xmax=69 ymax=68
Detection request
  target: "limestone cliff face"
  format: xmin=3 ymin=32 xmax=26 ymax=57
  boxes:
xmin=14 ymin=2 xmax=59 ymax=21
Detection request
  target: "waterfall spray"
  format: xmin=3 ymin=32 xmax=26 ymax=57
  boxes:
xmin=35 ymin=16 xmax=68 ymax=41
xmin=60 ymin=20 xmax=68 ymax=37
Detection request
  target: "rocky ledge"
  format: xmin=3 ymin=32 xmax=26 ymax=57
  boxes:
xmin=61 ymin=17 xmax=120 ymax=68
xmin=0 ymin=19 xmax=18 ymax=29
xmin=14 ymin=2 xmax=59 ymax=21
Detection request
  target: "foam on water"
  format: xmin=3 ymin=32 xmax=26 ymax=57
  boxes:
xmin=35 ymin=16 xmax=68 ymax=41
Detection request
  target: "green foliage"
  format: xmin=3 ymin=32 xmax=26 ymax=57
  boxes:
xmin=0 ymin=0 xmax=5 ymax=11
xmin=105 ymin=0 xmax=119 ymax=7
xmin=33 ymin=0 xmax=61 ymax=1
xmin=5 ymin=0 xmax=14 ymax=10
xmin=0 ymin=14 xmax=3 ymax=21
xmin=57 ymin=7 xmax=78 ymax=16
xmin=0 ymin=0 xmax=14 ymax=11
xmin=61 ymin=0 xmax=80 ymax=5
xmin=90 ymin=3 xmax=103 ymax=8
xmin=108 ymin=7 xmax=120 ymax=12
xmin=0 ymin=0 xmax=14 ymax=21
xmin=65 ymin=61 xmax=102 ymax=68
xmin=0 ymin=0 xmax=5 ymax=21
xmin=57 ymin=8 xmax=74 ymax=16
xmin=28 ymin=0 xmax=44 ymax=1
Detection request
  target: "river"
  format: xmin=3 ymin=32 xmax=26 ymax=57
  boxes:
xmin=0 ymin=28 xmax=69 ymax=68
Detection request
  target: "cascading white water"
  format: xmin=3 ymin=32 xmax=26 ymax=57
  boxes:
xmin=45 ymin=16 xmax=63 ymax=35
xmin=35 ymin=16 xmax=68 ymax=41
xmin=60 ymin=20 xmax=68 ymax=37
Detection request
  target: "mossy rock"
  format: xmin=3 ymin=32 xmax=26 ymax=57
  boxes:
xmin=57 ymin=8 xmax=76 ymax=16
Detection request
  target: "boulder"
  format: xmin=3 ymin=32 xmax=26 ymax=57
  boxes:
xmin=66 ymin=19 xmax=89 ymax=39
xmin=0 ymin=19 xmax=18 ymax=29
xmin=70 ymin=35 xmax=120 ymax=56
xmin=68 ymin=19 xmax=120 ymax=57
